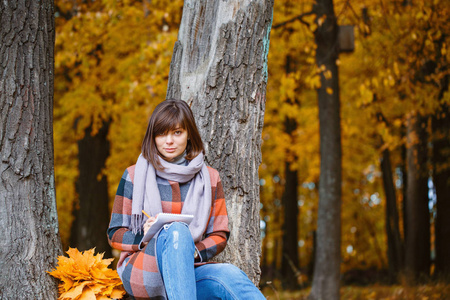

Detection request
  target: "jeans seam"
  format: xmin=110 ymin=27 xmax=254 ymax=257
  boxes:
xmin=196 ymin=277 xmax=239 ymax=300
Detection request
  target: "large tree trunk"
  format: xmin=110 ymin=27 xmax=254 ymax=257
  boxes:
xmin=166 ymin=0 xmax=274 ymax=283
xmin=381 ymin=148 xmax=403 ymax=281
xmin=309 ymin=0 xmax=342 ymax=299
xmin=70 ymin=122 xmax=111 ymax=257
xmin=433 ymin=75 xmax=450 ymax=279
xmin=404 ymin=113 xmax=430 ymax=282
xmin=0 ymin=1 xmax=61 ymax=299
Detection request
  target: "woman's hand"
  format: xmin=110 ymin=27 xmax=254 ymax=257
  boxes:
xmin=143 ymin=216 xmax=157 ymax=236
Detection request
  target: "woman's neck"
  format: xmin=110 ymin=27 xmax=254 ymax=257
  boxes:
xmin=168 ymin=151 xmax=187 ymax=165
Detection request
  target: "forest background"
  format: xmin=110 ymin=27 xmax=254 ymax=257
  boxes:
xmin=52 ymin=0 xmax=449 ymax=298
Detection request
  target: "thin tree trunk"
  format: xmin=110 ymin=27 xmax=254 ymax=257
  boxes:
xmin=400 ymin=129 xmax=408 ymax=246
xmin=381 ymin=148 xmax=403 ymax=281
xmin=404 ymin=113 xmax=430 ymax=282
xmin=0 ymin=1 xmax=61 ymax=299
xmin=433 ymin=75 xmax=450 ymax=279
xmin=280 ymin=55 xmax=300 ymax=289
xmin=281 ymin=160 xmax=299 ymax=288
xmin=166 ymin=0 xmax=274 ymax=283
xmin=308 ymin=231 xmax=317 ymax=280
xmin=70 ymin=122 xmax=111 ymax=257
xmin=309 ymin=0 xmax=342 ymax=298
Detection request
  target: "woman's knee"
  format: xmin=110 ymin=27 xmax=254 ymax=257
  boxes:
xmin=158 ymin=221 xmax=194 ymax=251
xmin=165 ymin=221 xmax=190 ymax=235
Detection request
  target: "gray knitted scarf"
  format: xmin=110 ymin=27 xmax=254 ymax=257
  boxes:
xmin=130 ymin=153 xmax=211 ymax=243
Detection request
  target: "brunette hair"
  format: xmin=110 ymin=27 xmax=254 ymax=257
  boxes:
xmin=142 ymin=99 xmax=204 ymax=170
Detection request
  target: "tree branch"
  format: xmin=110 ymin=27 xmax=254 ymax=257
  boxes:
xmin=272 ymin=11 xmax=315 ymax=29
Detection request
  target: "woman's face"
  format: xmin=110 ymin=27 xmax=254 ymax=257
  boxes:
xmin=155 ymin=126 xmax=188 ymax=161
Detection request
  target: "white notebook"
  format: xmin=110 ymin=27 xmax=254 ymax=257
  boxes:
xmin=141 ymin=213 xmax=194 ymax=243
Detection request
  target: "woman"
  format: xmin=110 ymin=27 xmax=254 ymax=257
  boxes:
xmin=107 ymin=100 xmax=265 ymax=299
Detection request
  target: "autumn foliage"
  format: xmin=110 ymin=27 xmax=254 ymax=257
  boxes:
xmin=260 ymin=0 xmax=449 ymax=283
xmin=52 ymin=0 xmax=449 ymax=294
xmin=48 ymin=248 xmax=125 ymax=300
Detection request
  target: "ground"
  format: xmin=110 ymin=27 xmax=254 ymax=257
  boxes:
xmin=261 ymin=282 xmax=450 ymax=299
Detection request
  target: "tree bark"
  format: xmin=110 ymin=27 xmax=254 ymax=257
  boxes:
xmin=281 ymin=121 xmax=300 ymax=289
xmin=309 ymin=0 xmax=342 ymax=299
xmin=433 ymin=75 xmax=450 ymax=279
xmin=0 ymin=1 xmax=61 ymax=299
xmin=400 ymin=133 xmax=408 ymax=247
xmin=404 ymin=113 xmax=430 ymax=282
xmin=166 ymin=0 xmax=274 ymax=283
xmin=380 ymin=148 xmax=403 ymax=281
xmin=281 ymin=161 xmax=299 ymax=286
xmin=280 ymin=54 xmax=300 ymax=289
xmin=70 ymin=122 xmax=111 ymax=257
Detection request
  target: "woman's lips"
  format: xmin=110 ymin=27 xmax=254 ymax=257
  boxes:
xmin=164 ymin=148 xmax=176 ymax=152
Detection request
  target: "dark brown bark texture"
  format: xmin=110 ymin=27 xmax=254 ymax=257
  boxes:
xmin=309 ymin=0 xmax=342 ymax=299
xmin=400 ymin=139 xmax=407 ymax=239
xmin=280 ymin=54 xmax=300 ymax=289
xmin=381 ymin=148 xmax=403 ymax=281
xmin=404 ymin=113 xmax=430 ymax=282
xmin=166 ymin=0 xmax=274 ymax=284
xmin=281 ymin=122 xmax=300 ymax=288
xmin=0 ymin=1 xmax=61 ymax=299
xmin=433 ymin=75 xmax=450 ymax=278
xmin=70 ymin=122 xmax=111 ymax=257
xmin=281 ymin=161 xmax=299 ymax=284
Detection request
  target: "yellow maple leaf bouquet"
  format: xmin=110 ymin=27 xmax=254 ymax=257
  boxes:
xmin=48 ymin=248 xmax=125 ymax=300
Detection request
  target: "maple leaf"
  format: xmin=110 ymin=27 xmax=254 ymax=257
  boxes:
xmin=48 ymin=248 xmax=125 ymax=300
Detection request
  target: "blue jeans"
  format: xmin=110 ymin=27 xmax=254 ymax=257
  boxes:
xmin=156 ymin=222 xmax=266 ymax=300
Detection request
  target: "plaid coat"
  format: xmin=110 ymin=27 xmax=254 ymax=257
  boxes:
xmin=107 ymin=165 xmax=230 ymax=300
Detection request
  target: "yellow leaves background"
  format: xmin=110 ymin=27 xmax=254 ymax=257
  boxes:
xmin=54 ymin=0 xmax=184 ymax=246
xmin=48 ymin=248 xmax=125 ymax=300
xmin=52 ymin=0 xmax=449 ymax=290
xmin=260 ymin=0 xmax=449 ymax=277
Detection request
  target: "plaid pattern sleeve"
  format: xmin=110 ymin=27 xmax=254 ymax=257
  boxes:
xmin=195 ymin=167 xmax=230 ymax=262
xmin=107 ymin=167 xmax=143 ymax=252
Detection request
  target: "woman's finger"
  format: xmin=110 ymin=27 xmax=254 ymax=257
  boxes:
xmin=143 ymin=217 xmax=157 ymax=235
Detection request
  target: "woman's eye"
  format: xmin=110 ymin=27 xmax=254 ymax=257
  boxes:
xmin=174 ymin=131 xmax=181 ymax=135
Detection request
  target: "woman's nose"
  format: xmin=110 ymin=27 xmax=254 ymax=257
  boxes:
xmin=166 ymin=134 xmax=174 ymax=143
